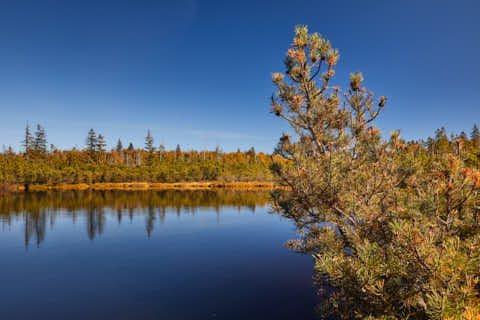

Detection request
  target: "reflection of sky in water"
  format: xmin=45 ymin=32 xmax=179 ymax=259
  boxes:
xmin=0 ymin=191 xmax=318 ymax=320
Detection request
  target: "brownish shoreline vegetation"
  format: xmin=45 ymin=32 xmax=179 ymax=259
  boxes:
xmin=0 ymin=125 xmax=286 ymax=191
xmin=5 ymin=181 xmax=278 ymax=192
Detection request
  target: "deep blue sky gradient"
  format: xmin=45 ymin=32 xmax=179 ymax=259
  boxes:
xmin=1 ymin=0 xmax=479 ymax=152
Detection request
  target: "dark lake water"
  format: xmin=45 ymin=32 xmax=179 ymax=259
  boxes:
xmin=0 ymin=190 xmax=318 ymax=320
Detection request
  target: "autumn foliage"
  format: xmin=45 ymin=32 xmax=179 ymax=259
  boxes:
xmin=270 ymin=26 xmax=480 ymax=319
xmin=0 ymin=147 xmax=279 ymax=187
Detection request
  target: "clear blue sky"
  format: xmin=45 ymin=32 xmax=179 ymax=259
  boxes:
xmin=1 ymin=0 xmax=479 ymax=152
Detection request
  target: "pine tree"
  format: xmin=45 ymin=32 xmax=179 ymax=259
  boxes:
xmin=96 ymin=134 xmax=106 ymax=152
xmin=22 ymin=122 xmax=34 ymax=155
xmin=145 ymin=130 xmax=155 ymax=153
xmin=175 ymin=144 xmax=182 ymax=160
xmin=33 ymin=124 xmax=47 ymax=154
xmin=145 ymin=130 xmax=155 ymax=165
xmin=270 ymin=26 xmax=480 ymax=319
xmin=127 ymin=142 xmax=134 ymax=151
xmin=86 ymin=129 xmax=97 ymax=153
xmin=471 ymin=124 xmax=480 ymax=148
xmin=116 ymin=139 xmax=123 ymax=152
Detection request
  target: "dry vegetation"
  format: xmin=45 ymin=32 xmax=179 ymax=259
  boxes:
xmin=9 ymin=181 xmax=278 ymax=191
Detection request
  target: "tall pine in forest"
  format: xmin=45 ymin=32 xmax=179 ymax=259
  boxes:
xmin=145 ymin=130 xmax=155 ymax=165
xmin=116 ymin=139 xmax=123 ymax=152
xmin=22 ymin=122 xmax=34 ymax=155
xmin=33 ymin=124 xmax=47 ymax=154
xmin=145 ymin=130 xmax=155 ymax=153
xmin=471 ymin=124 xmax=480 ymax=149
xmin=175 ymin=144 xmax=182 ymax=160
xmin=96 ymin=134 xmax=106 ymax=152
xmin=86 ymin=129 xmax=97 ymax=154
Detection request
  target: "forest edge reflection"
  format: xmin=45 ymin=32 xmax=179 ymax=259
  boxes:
xmin=0 ymin=190 xmax=271 ymax=248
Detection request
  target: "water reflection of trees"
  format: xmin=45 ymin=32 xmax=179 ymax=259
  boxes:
xmin=0 ymin=190 xmax=269 ymax=247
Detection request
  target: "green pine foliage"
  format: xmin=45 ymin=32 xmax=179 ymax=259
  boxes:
xmin=116 ymin=139 xmax=123 ymax=152
xmin=86 ymin=128 xmax=97 ymax=154
xmin=270 ymin=26 xmax=480 ymax=320
xmin=33 ymin=124 xmax=47 ymax=154
xmin=96 ymin=134 xmax=106 ymax=153
xmin=22 ymin=122 xmax=34 ymax=155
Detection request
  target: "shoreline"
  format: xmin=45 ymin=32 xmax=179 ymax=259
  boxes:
xmin=5 ymin=181 xmax=278 ymax=192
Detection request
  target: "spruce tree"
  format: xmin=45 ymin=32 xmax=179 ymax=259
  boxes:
xmin=33 ymin=124 xmax=47 ymax=154
xmin=116 ymin=139 xmax=123 ymax=152
xmin=145 ymin=130 xmax=155 ymax=153
xmin=86 ymin=129 xmax=97 ymax=153
xmin=96 ymin=134 xmax=106 ymax=152
xmin=127 ymin=142 xmax=134 ymax=151
xmin=145 ymin=130 xmax=155 ymax=165
xmin=175 ymin=144 xmax=182 ymax=160
xmin=22 ymin=122 xmax=34 ymax=155
xmin=471 ymin=124 xmax=480 ymax=148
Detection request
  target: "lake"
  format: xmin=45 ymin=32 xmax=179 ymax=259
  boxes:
xmin=0 ymin=190 xmax=318 ymax=320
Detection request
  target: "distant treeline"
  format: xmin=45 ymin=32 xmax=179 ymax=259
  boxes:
xmin=0 ymin=124 xmax=282 ymax=186
xmin=2 ymin=123 xmax=480 ymax=187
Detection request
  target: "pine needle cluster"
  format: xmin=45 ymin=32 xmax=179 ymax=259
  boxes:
xmin=271 ymin=26 xmax=480 ymax=320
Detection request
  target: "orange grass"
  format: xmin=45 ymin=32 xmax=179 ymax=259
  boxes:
xmin=13 ymin=181 xmax=279 ymax=192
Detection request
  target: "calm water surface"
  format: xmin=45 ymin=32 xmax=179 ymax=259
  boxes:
xmin=0 ymin=190 xmax=317 ymax=319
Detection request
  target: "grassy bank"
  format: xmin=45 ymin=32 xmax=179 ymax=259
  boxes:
xmin=6 ymin=181 xmax=278 ymax=192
